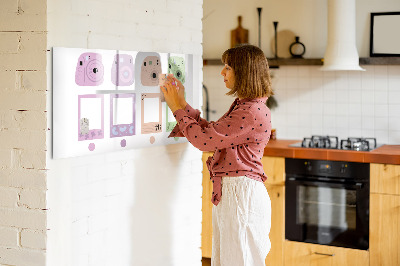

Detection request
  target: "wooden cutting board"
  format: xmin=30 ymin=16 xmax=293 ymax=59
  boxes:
xmin=270 ymin=29 xmax=296 ymax=58
xmin=231 ymin=16 xmax=249 ymax=48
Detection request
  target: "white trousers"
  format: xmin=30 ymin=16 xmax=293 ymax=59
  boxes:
xmin=212 ymin=176 xmax=271 ymax=266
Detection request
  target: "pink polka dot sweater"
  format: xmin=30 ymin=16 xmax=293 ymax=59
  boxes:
xmin=169 ymin=97 xmax=272 ymax=206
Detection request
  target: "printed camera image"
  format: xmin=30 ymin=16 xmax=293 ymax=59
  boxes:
xmin=75 ymin=53 xmax=104 ymax=86
xmin=168 ymin=56 xmax=185 ymax=84
xmin=140 ymin=55 xmax=161 ymax=86
xmin=111 ymin=54 xmax=134 ymax=86
xmin=80 ymin=118 xmax=89 ymax=135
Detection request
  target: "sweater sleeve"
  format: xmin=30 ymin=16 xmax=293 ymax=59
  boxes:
xmin=171 ymin=106 xmax=257 ymax=152
xmin=168 ymin=103 xmax=211 ymax=138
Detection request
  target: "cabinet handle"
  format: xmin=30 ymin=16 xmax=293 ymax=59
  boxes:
xmin=314 ymin=252 xmax=335 ymax=257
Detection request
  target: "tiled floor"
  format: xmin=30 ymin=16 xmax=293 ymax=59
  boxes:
xmin=202 ymin=257 xmax=211 ymax=266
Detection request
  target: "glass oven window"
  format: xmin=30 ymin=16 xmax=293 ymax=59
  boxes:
xmin=297 ymin=186 xmax=357 ymax=230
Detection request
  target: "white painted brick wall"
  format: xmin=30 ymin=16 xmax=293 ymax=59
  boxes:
xmin=19 ymin=189 xmax=47 ymax=209
xmin=0 ymin=0 xmax=48 ymax=265
xmin=0 ymin=247 xmax=46 ymax=266
xmin=0 ymin=169 xmax=47 ymax=190
xmin=21 ymin=229 xmax=47 ymax=250
xmin=0 ymin=187 xmax=19 ymax=208
xmin=0 ymin=227 xmax=19 ymax=247
xmin=46 ymin=1 xmax=203 ymax=266
xmin=0 ymin=208 xmax=46 ymax=230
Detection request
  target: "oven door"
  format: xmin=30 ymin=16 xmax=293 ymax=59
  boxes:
xmin=285 ymin=177 xmax=369 ymax=250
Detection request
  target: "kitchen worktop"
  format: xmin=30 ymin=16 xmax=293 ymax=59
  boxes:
xmin=263 ymin=139 xmax=400 ymax=165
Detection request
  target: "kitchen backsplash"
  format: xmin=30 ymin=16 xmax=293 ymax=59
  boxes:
xmin=203 ymin=65 xmax=400 ymax=144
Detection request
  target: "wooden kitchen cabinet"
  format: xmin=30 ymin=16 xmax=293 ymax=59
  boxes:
xmin=264 ymin=184 xmax=285 ymax=266
xmin=370 ymin=163 xmax=400 ymax=195
xmin=370 ymin=193 xmax=400 ymax=266
xmin=262 ymin=156 xmax=285 ymax=266
xmin=202 ymin=152 xmax=213 ymax=258
xmin=201 ymin=154 xmax=286 ymax=266
xmin=261 ymin=156 xmax=285 ymax=186
xmin=284 ymin=241 xmax=369 ymax=266
xmin=370 ymin=163 xmax=400 ymax=266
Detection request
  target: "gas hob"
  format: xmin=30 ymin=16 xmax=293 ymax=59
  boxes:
xmin=289 ymin=135 xmax=382 ymax=151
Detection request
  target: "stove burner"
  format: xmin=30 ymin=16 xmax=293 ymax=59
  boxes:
xmin=301 ymin=135 xmax=339 ymax=149
xmin=340 ymin=137 xmax=377 ymax=151
xmin=295 ymin=136 xmax=378 ymax=151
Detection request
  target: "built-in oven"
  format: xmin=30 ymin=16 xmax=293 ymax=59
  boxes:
xmin=285 ymin=158 xmax=370 ymax=250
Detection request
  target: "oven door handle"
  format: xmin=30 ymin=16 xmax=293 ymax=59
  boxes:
xmin=287 ymin=177 xmax=364 ymax=189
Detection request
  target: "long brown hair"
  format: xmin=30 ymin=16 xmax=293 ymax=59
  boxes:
xmin=221 ymin=44 xmax=273 ymax=99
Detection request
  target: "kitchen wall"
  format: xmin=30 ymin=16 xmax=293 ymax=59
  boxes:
xmin=203 ymin=0 xmax=400 ymax=144
xmin=270 ymin=65 xmax=400 ymax=144
xmin=46 ymin=1 xmax=203 ymax=266
xmin=203 ymin=0 xmax=400 ymax=58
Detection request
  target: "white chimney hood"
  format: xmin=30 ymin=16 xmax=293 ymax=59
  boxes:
xmin=320 ymin=0 xmax=365 ymax=71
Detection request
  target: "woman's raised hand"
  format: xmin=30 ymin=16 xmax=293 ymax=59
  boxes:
xmin=171 ymin=76 xmax=187 ymax=108
xmin=160 ymin=75 xmax=184 ymax=113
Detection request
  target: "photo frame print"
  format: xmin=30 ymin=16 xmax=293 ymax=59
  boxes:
xmin=110 ymin=93 xmax=136 ymax=138
xmin=141 ymin=93 xmax=162 ymax=134
xmin=78 ymin=94 xmax=104 ymax=141
xmin=370 ymin=12 xmax=400 ymax=57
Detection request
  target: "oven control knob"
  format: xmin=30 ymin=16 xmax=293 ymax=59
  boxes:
xmin=304 ymin=161 xmax=312 ymax=171
xmin=340 ymin=164 xmax=347 ymax=174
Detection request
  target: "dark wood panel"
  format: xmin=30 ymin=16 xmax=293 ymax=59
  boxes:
xmin=360 ymin=57 xmax=400 ymax=65
xmin=204 ymin=57 xmax=400 ymax=67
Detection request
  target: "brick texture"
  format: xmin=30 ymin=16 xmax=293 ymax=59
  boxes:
xmin=0 ymin=247 xmax=46 ymax=266
xmin=0 ymin=227 xmax=19 ymax=247
xmin=0 ymin=187 xmax=19 ymax=208
xmin=19 ymin=189 xmax=47 ymax=209
xmin=0 ymin=0 xmax=47 ymax=264
xmin=0 ymin=208 xmax=47 ymax=230
xmin=21 ymin=229 xmax=47 ymax=249
xmin=0 ymin=169 xmax=47 ymax=189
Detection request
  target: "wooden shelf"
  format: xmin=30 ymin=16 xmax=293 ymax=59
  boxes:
xmin=359 ymin=57 xmax=400 ymax=65
xmin=268 ymin=58 xmax=322 ymax=67
xmin=203 ymin=57 xmax=400 ymax=67
xmin=203 ymin=58 xmax=323 ymax=67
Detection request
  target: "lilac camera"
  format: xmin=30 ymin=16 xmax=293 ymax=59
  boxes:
xmin=111 ymin=54 xmax=134 ymax=86
xmin=75 ymin=53 xmax=104 ymax=86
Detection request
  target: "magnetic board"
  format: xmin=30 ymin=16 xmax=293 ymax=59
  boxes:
xmin=52 ymin=47 xmax=200 ymax=158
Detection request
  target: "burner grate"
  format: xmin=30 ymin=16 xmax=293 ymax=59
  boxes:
xmin=301 ymin=135 xmax=339 ymax=149
xmin=296 ymin=136 xmax=378 ymax=151
xmin=340 ymin=137 xmax=377 ymax=151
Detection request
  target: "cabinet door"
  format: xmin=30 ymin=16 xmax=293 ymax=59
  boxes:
xmin=284 ymin=241 xmax=369 ymax=266
xmin=264 ymin=184 xmax=284 ymax=266
xmin=370 ymin=193 xmax=400 ymax=266
xmin=202 ymin=152 xmax=213 ymax=258
xmin=261 ymin=156 xmax=285 ymax=186
xmin=370 ymin=163 xmax=400 ymax=195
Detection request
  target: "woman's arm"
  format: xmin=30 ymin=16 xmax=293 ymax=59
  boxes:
xmin=171 ymin=76 xmax=211 ymax=127
xmin=179 ymin=103 xmax=211 ymax=128
xmin=172 ymin=106 xmax=257 ymax=152
xmin=162 ymin=77 xmax=211 ymax=137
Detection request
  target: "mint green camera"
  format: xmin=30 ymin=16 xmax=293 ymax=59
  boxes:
xmin=168 ymin=56 xmax=185 ymax=84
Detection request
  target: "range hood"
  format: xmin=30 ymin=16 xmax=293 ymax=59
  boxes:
xmin=320 ymin=0 xmax=365 ymax=71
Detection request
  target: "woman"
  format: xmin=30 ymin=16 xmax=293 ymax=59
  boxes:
xmin=161 ymin=44 xmax=273 ymax=266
